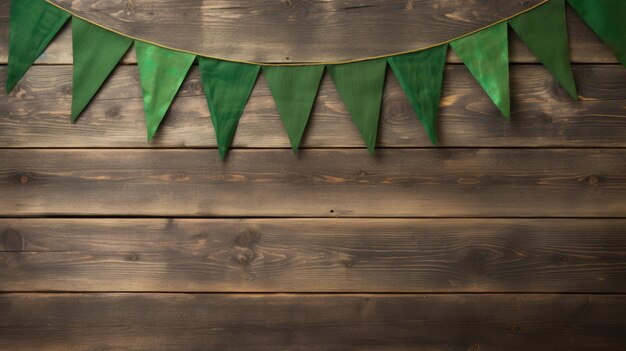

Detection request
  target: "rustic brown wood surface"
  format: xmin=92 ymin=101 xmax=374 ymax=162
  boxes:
xmin=2 ymin=219 xmax=626 ymax=293
xmin=1 ymin=0 xmax=625 ymax=349
xmin=2 ymin=293 xmax=626 ymax=351
xmin=47 ymin=0 xmax=546 ymax=63
xmin=2 ymin=64 xmax=625 ymax=148
xmin=2 ymin=149 xmax=625 ymax=217
xmin=0 ymin=4 xmax=619 ymax=64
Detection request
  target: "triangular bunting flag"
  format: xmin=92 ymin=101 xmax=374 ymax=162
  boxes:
xmin=71 ymin=17 xmax=133 ymax=121
xmin=510 ymin=0 xmax=577 ymax=99
xmin=198 ymin=57 xmax=260 ymax=159
xmin=328 ymin=59 xmax=387 ymax=154
xmin=388 ymin=45 xmax=448 ymax=144
xmin=567 ymin=0 xmax=626 ymax=67
xmin=263 ymin=65 xmax=325 ymax=152
xmin=6 ymin=0 xmax=70 ymax=93
xmin=451 ymin=23 xmax=510 ymax=119
xmin=135 ymin=41 xmax=196 ymax=141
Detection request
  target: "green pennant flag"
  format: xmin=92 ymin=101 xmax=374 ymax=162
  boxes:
xmin=510 ymin=0 xmax=577 ymax=99
xmin=328 ymin=59 xmax=387 ymax=155
xmin=388 ymin=45 xmax=448 ymax=144
xmin=263 ymin=65 xmax=325 ymax=152
xmin=451 ymin=22 xmax=510 ymax=119
xmin=198 ymin=57 xmax=260 ymax=159
xmin=71 ymin=17 xmax=133 ymax=122
xmin=567 ymin=0 xmax=626 ymax=67
xmin=135 ymin=42 xmax=196 ymax=141
xmin=6 ymin=0 xmax=70 ymax=93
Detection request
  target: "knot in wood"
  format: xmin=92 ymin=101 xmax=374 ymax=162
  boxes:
xmin=1 ymin=228 xmax=24 ymax=251
xmin=461 ymin=248 xmax=488 ymax=274
xmin=541 ymin=115 xmax=553 ymax=124
xmin=19 ymin=174 xmax=29 ymax=184
xmin=235 ymin=230 xmax=261 ymax=248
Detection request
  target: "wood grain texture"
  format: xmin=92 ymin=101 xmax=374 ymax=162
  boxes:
xmin=1 ymin=149 xmax=625 ymax=217
xmin=0 ymin=4 xmax=619 ymax=64
xmin=1 ymin=65 xmax=625 ymax=148
xmin=1 ymin=293 xmax=626 ymax=351
xmin=48 ymin=0 xmax=545 ymax=63
xmin=1 ymin=0 xmax=625 ymax=347
xmin=1 ymin=218 xmax=626 ymax=292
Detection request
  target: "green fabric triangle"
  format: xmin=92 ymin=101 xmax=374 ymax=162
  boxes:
xmin=71 ymin=17 xmax=133 ymax=122
xmin=263 ymin=65 xmax=325 ymax=152
xmin=451 ymin=23 xmax=510 ymax=119
xmin=135 ymin=41 xmax=196 ymax=141
xmin=6 ymin=0 xmax=70 ymax=93
xmin=567 ymin=0 xmax=626 ymax=67
xmin=388 ymin=45 xmax=448 ymax=144
xmin=198 ymin=57 xmax=260 ymax=159
xmin=510 ymin=0 xmax=577 ymax=99
xmin=328 ymin=59 xmax=387 ymax=155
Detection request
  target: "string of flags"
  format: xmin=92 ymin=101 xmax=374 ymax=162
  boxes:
xmin=5 ymin=0 xmax=626 ymax=158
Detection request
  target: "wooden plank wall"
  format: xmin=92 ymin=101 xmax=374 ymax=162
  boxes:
xmin=47 ymin=0 xmax=546 ymax=63
xmin=1 ymin=3 xmax=626 ymax=350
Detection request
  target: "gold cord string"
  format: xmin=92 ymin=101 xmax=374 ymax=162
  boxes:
xmin=44 ymin=0 xmax=550 ymax=66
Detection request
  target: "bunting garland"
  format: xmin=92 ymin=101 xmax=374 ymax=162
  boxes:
xmin=4 ymin=0 xmax=626 ymax=158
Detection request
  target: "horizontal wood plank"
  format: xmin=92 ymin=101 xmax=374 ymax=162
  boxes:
xmin=1 ymin=149 xmax=625 ymax=217
xmin=1 ymin=219 xmax=626 ymax=292
xmin=1 ymin=65 xmax=625 ymax=148
xmin=1 ymin=293 xmax=625 ymax=350
xmin=0 ymin=4 xmax=619 ymax=64
xmin=48 ymin=0 xmax=546 ymax=63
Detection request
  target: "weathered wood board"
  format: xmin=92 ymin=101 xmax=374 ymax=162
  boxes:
xmin=2 ymin=218 xmax=626 ymax=293
xmin=1 ymin=65 xmax=625 ymax=148
xmin=2 ymin=149 xmax=625 ymax=217
xmin=1 ymin=294 xmax=626 ymax=351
